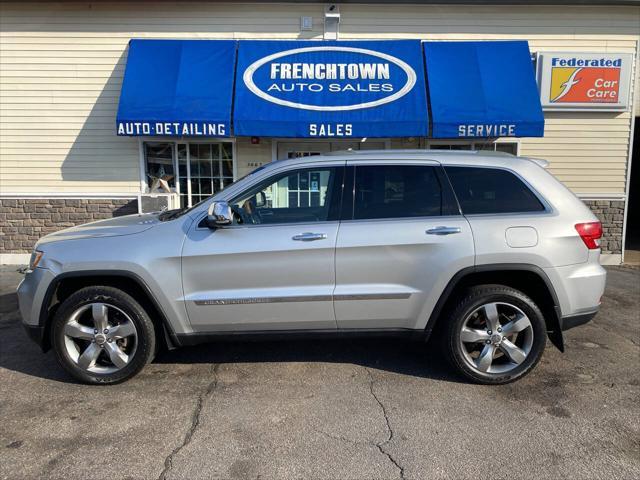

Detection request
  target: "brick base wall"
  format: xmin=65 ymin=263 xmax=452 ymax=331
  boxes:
xmin=0 ymin=198 xmax=138 ymax=254
xmin=583 ymin=200 xmax=625 ymax=254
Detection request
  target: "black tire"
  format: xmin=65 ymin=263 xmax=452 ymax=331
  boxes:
xmin=444 ymin=284 xmax=546 ymax=385
xmin=51 ymin=286 xmax=156 ymax=385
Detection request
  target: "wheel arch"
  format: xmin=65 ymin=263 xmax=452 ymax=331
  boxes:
xmin=426 ymin=264 xmax=564 ymax=352
xmin=39 ymin=270 xmax=178 ymax=352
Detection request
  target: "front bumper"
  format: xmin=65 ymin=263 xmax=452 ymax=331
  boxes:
xmin=17 ymin=267 xmax=56 ymax=350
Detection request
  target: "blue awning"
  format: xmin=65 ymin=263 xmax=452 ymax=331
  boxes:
xmin=116 ymin=39 xmax=236 ymax=137
xmin=423 ymin=41 xmax=544 ymax=138
xmin=233 ymin=40 xmax=429 ymax=138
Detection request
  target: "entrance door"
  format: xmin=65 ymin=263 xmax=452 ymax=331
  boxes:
xmin=334 ymin=162 xmax=474 ymax=330
xmin=182 ymin=163 xmax=344 ymax=332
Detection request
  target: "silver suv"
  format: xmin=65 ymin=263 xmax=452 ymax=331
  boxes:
xmin=18 ymin=150 xmax=606 ymax=385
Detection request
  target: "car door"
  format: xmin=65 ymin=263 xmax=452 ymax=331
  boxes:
xmin=182 ymin=163 xmax=344 ymax=332
xmin=334 ymin=161 xmax=475 ymax=330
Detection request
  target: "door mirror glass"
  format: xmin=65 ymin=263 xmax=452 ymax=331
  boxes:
xmin=206 ymin=201 xmax=233 ymax=228
xmin=254 ymin=191 xmax=267 ymax=208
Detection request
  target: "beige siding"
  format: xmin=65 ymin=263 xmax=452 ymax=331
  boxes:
xmin=338 ymin=4 xmax=639 ymax=195
xmin=1 ymin=2 xmax=639 ymax=196
xmin=236 ymin=138 xmax=272 ymax=178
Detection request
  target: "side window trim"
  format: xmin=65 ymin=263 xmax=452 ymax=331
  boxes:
xmin=435 ymin=166 xmax=463 ymax=216
xmin=339 ymin=166 xmax=355 ymax=221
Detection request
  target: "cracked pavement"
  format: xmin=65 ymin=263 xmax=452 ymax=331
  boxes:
xmin=1 ymin=266 xmax=639 ymax=479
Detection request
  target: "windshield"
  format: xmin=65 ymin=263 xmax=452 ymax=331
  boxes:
xmin=158 ymin=164 xmax=269 ymax=221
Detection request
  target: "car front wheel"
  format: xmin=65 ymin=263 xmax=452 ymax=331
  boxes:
xmin=445 ymin=285 xmax=547 ymax=384
xmin=51 ymin=286 xmax=156 ymax=384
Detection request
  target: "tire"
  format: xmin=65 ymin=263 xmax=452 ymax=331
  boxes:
xmin=444 ymin=284 xmax=546 ymax=385
xmin=51 ymin=286 xmax=156 ymax=385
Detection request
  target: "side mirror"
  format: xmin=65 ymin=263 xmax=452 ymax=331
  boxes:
xmin=255 ymin=191 xmax=267 ymax=208
xmin=206 ymin=201 xmax=233 ymax=228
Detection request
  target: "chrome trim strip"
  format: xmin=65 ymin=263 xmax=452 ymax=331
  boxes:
xmin=334 ymin=293 xmax=412 ymax=301
xmin=194 ymin=292 xmax=412 ymax=305
xmin=195 ymin=295 xmax=332 ymax=305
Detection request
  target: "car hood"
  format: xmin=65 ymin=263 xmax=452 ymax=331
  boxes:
xmin=37 ymin=213 xmax=161 ymax=246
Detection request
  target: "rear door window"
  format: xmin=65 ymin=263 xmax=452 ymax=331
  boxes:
xmin=352 ymin=165 xmax=445 ymax=220
xmin=445 ymin=166 xmax=545 ymax=215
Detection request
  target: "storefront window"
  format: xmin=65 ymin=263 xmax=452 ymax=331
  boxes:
xmin=428 ymin=141 xmax=518 ymax=155
xmin=143 ymin=141 xmax=234 ymax=208
xmin=429 ymin=144 xmax=472 ymax=151
xmin=144 ymin=143 xmax=176 ymax=193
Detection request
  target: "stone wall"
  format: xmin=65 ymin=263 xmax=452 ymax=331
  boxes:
xmin=0 ymin=198 xmax=138 ymax=254
xmin=0 ymin=197 xmax=626 ymax=256
xmin=583 ymin=200 xmax=625 ymax=254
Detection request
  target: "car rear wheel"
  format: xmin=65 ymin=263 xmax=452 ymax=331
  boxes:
xmin=444 ymin=285 xmax=546 ymax=384
xmin=51 ymin=286 xmax=156 ymax=384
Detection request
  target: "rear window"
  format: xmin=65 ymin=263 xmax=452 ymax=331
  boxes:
xmin=445 ymin=167 xmax=545 ymax=215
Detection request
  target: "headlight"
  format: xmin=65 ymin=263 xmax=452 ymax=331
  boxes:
xmin=29 ymin=250 xmax=44 ymax=271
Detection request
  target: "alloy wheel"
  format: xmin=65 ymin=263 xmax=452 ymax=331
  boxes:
xmin=459 ymin=301 xmax=534 ymax=375
xmin=62 ymin=302 xmax=138 ymax=374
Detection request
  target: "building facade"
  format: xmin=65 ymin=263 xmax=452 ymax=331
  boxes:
xmin=1 ymin=1 xmax=639 ymax=264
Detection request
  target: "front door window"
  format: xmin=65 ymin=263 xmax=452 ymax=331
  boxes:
xmin=231 ymin=167 xmax=338 ymax=225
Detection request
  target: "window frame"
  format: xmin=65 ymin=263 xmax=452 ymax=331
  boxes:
xmin=341 ymin=163 xmax=461 ymax=222
xmin=443 ymin=165 xmax=552 ymax=217
xmin=138 ymin=138 xmax=237 ymax=208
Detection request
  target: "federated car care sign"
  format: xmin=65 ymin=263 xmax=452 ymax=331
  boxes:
xmin=233 ymin=40 xmax=429 ymax=138
xmin=537 ymin=52 xmax=633 ymax=111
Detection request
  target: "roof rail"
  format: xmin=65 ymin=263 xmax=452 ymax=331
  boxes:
xmin=326 ymin=148 xmax=516 ymax=157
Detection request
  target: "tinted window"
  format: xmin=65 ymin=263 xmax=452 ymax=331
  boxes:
xmin=231 ymin=167 xmax=339 ymax=224
xmin=445 ymin=167 xmax=545 ymax=214
xmin=353 ymin=165 xmax=443 ymax=220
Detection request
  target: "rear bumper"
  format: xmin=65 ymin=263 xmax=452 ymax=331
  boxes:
xmin=561 ymin=307 xmax=599 ymax=331
xmin=544 ymin=256 xmax=606 ymax=318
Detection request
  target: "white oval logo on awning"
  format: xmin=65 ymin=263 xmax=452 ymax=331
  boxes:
xmin=243 ymin=46 xmax=417 ymax=111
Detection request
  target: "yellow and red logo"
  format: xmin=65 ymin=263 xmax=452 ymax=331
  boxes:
xmin=550 ymin=58 xmax=621 ymax=104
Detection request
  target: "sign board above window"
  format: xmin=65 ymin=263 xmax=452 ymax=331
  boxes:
xmin=537 ymin=52 xmax=633 ymax=111
xmin=424 ymin=41 xmax=544 ymax=138
xmin=116 ymin=39 xmax=546 ymax=139
xmin=233 ymin=40 xmax=430 ymax=138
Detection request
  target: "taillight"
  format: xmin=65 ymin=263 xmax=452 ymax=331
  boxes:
xmin=575 ymin=222 xmax=602 ymax=250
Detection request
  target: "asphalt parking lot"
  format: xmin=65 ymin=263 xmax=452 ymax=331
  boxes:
xmin=0 ymin=266 xmax=638 ymax=480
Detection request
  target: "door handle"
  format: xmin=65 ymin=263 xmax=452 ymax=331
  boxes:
xmin=292 ymin=232 xmax=327 ymax=242
xmin=426 ymin=226 xmax=462 ymax=236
